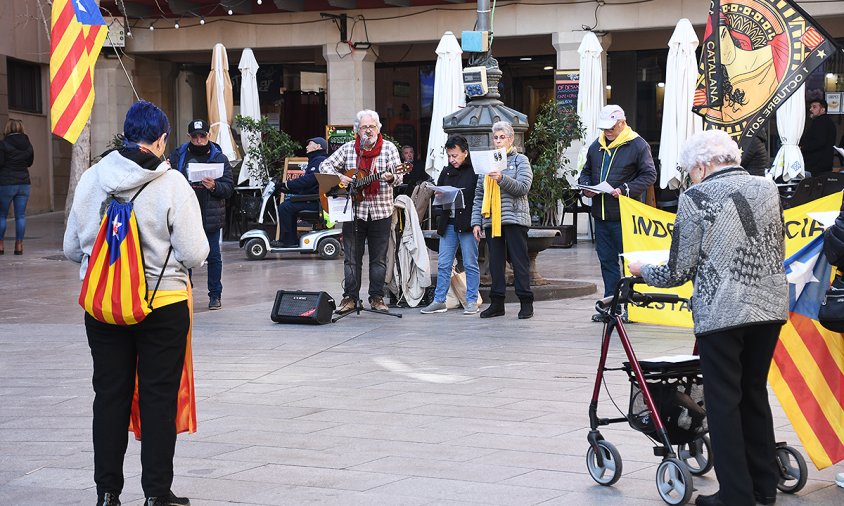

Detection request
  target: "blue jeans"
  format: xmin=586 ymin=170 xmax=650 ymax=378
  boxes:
xmin=595 ymin=218 xmax=623 ymax=297
xmin=205 ymin=228 xmax=222 ymax=299
xmin=0 ymin=184 xmax=30 ymax=241
xmin=434 ymin=224 xmax=480 ymax=304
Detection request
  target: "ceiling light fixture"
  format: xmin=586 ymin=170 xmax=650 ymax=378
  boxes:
xmin=174 ymin=19 xmax=180 ymax=29
xmin=200 ymin=17 xmax=205 ymax=25
xmin=228 ymin=9 xmax=234 ymax=15
xmin=543 ymin=66 xmax=553 ymax=71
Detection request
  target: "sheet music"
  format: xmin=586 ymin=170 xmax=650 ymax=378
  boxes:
xmin=327 ymin=196 xmax=353 ymax=223
xmin=576 ymin=181 xmax=615 ymax=194
xmin=187 ymin=163 xmax=224 ymax=183
xmin=469 ymin=148 xmax=507 ymax=175
xmin=430 ymin=185 xmax=464 ymax=208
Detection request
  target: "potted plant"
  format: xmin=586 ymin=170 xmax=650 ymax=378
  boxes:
xmin=525 ymin=100 xmax=584 ymax=247
xmin=233 ymin=115 xmax=300 ymax=184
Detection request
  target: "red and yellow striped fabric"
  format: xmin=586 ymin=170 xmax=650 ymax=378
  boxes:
xmin=78 ymin=200 xmax=152 ymax=325
xmin=50 ymin=0 xmax=107 ymax=144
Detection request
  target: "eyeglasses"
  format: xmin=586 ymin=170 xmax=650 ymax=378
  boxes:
xmin=358 ymin=125 xmax=378 ymax=131
xmin=190 ymin=132 xmax=208 ymax=139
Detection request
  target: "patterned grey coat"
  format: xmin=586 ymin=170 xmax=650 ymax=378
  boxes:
xmin=640 ymin=167 xmax=788 ymax=336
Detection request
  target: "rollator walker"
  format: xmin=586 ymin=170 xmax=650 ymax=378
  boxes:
xmin=586 ymin=277 xmax=807 ymax=505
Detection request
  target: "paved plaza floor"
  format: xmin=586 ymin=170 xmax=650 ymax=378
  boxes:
xmin=1 ymin=213 xmax=841 ymax=505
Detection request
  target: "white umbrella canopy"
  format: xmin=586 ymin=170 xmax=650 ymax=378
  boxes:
xmin=770 ymin=84 xmax=806 ymax=182
xmin=238 ymin=48 xmax=261 ymax=187
xmin=206 ymin=43 xmax=239 ymax=163
xmin=425 ymin=31 xmax=465 ymax=181
xmin=658 ymin=18 xmax=702 ymax=189
xmin=576 ymin=31 xmax=604 ymax=171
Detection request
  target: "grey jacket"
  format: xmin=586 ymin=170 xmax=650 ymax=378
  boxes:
xmin=471 ymin=151 xmax=533 ymax=229
xmin=641 ymin=167 xmax=788 ymax=336
xmin=64 ymin=150 xmax=210 ymax=291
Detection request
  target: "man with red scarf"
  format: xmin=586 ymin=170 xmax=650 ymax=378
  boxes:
xmin=320 ymin=109 xmax=403 ymax=313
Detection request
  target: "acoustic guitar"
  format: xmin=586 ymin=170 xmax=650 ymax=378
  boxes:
xmin=318 ymin=162 xmax=412 ymax=212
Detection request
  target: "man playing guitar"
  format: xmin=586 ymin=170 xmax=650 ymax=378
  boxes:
xmin=319 ymin=109 xmax=404 ymax=313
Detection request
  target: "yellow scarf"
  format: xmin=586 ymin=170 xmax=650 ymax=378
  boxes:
xmin=481 ymin=146 xmax=513 ymax=238
xmin=598 ymin=125 xmax=639 ymax=152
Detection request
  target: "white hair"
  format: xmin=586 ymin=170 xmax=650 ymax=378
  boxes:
xmin=679 ymin=129 xmax=741 ymax=171
xmin=354 ymin=109 xmax=382 ymax=131
xmin=492 ymin=121 xmax=514 ymax=139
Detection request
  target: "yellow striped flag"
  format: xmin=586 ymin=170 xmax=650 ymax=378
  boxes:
xmin=771 ymin=235 xmax=844 ymax=469
xmin=50 ymin=0 xmax=107 ymax=144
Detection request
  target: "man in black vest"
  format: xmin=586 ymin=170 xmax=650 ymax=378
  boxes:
xmin=169 ymin=119 xmax=234 ymax=310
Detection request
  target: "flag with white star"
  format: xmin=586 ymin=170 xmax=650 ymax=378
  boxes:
xmin=692 ymin=0 xmax=842 ymax=152
xmin=772 ymin=232 xmax=844 ymax=469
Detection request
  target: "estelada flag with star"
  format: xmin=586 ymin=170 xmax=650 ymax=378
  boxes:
xmin=50 ymin=0 xmax=108 ymax=143
xmin=78 ymin=197 xmax=153 ymax=325
xmin=692 ymin=0 xmax=841 ymax=151
xmin=772 ymin=233 xmax=844 ymax=469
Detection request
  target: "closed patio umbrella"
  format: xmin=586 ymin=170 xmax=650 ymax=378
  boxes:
xmin=770 ymin=84 xmax=806 ymax=182
xmin=425 ymin=31 xmax=465 ymax=181
xmin=576 ymin=31 xmax=604 ymax=171
xmin=238 ymin=48 xmax=261 ymax=187
xmin=658 ymin=18 xmax=702 ymax=189
xmin=207 ymin=43 xmax=239 ymax=163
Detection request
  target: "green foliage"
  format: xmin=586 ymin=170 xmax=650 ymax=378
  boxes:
xmin=525 ymin=101 xmax=584 ymax=227
xmin=234 ymin=115 xmax=300 ymax=183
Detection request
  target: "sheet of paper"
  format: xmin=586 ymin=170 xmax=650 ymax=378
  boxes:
xmin=620 ymin=250 xmax=670 ymax=265
xmin=576 ymin=181 xmax=615 ymax=194
xmin=187 ymin=163 xmax=224 ymax=183
xmin=834 ymin=146 xmax=844 ymax=158
xmin=327 ymin=196 xmax=353 ymax=223
xmin=430 ymin=185 xmax=464 ymax=207
xmin=469 ymin=148 xmax=507 ymax=175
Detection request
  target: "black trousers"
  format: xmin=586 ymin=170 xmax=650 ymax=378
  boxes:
xmin=85 ymin=301 xmax=189 ymax=498
xmin=485 ymin=224 xmax=533 ymax=301
xmin=697 ymin=323 xmax=782 ymax=505
xmin=341 ymin=216 xmax=391 ymax=301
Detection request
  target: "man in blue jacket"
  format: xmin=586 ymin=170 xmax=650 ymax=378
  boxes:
xmin=578 ymin=105 xmax=656 ymax=321
xmin=169 ymin=119 xmax=234 ymax=310
xmin=275 ymin=137 xmax=327 ymax=247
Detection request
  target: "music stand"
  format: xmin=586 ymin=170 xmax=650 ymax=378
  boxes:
xmin=325 ymin=168 xmax=403 ymax=322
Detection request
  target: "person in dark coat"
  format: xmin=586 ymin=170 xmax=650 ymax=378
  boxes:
xmin=399 ymin=145 xmax=432 ymax=196
xmin=740 ymin=128 xmax=770 ymax=177
xmin=578 ymin=105 xmax=657 ymax=319
xmin=800 ymin=99 xmax=837 ymax=175
xmin=274 ymin=137 xmax=327 ymax=247
xmin=0 ymin=119 xmax=34 ymax=255
xmin=419 ymin=135 xmax=481 ymax=315
xmin=168 ymin=119 xmax=234 ymax=310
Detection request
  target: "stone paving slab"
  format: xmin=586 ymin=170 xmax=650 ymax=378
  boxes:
xmin=0 ymin=213 xmax=841 ymax=504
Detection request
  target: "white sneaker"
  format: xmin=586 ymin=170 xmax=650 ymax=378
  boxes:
xmin=836 ymin=472 xmax=844 ymax=488
xmin=463 ymin=301 xmax=480 ymax=315
xmin=420 ymin=301 xmax=448 ymax=314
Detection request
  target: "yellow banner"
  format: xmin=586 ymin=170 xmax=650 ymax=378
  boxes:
xmin=619 ymin=192 xmax=842 ymax=327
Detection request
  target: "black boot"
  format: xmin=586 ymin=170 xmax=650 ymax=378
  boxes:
xmin=480 ymin=296 xmax=505 ymax=318
xmin=518 ymin=299 xmax=533 ymax=319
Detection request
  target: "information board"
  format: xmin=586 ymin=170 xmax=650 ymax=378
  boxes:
xmin=326 ymin=125 xmax=356 ymax=154
xmin=555 ymin=70 xmax=580 ymax=109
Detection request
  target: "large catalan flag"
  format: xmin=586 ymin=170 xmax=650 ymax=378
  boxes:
xmin=78 ymin=200 xmax=152 ymax=326
xmin=50 ymin=0 xmax=107 ymax=144
xmin=770 ymin=234 xmax=844 ymax=469
xmin=692 ymin=0 xmax=840 ymax=152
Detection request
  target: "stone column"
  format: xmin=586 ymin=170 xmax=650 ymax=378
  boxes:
xmin=90 ymin=57 xmax=137 ymax=155
xmin=322 ymin=44 xmax=377 ymax=125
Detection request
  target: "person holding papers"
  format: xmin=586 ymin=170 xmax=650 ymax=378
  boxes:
xmin=578 ymin=104 xmax=656 ymax=321
xmin=420 ymin=135 xmax=481 ymax=315
xmin=471 ymin=121 xmax=534 ymax=319
xmin=169 ymin=119 xmax=234 ymax=310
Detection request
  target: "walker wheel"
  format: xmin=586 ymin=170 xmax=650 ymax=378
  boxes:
xmin=676 ymin=435 xmax=713 ymax=476
xmin=655 ymin=458 xmax=693 ymax=505
xmin=776 ymin=444 xmax=807 ymax=493
xmin=244 ymin=238 xmax=267 ymax=260
xmin=585 ymin=440 xmax=622 ymax=486
xmin=318 ymin=237 xmax=341 ymax=260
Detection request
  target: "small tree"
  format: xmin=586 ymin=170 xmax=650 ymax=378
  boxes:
xmin=233 ymin=115 xmax=300 ymax=183
xmin=526 ymin=101 xmax=584 ymax=227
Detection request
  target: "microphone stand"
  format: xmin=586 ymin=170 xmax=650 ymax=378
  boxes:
xmin=333 ymin=159 xmax=402 ymax=322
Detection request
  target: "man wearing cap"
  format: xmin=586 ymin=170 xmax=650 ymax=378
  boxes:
xmin=169 ymin=119 xmax=234 ymax=310
xmin=274 ymin=137 xmax=328 ymax=247
xmin=578 ymin=105 xmax=656 ymax=321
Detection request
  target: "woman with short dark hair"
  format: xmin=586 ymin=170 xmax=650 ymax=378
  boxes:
xmin=0 ymin=118 xmax=34 ymax=255
xmin=630 ymin=129 xmax=787 ymax=506
xmin=64 ymin=100 xmax=209 ymax=506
